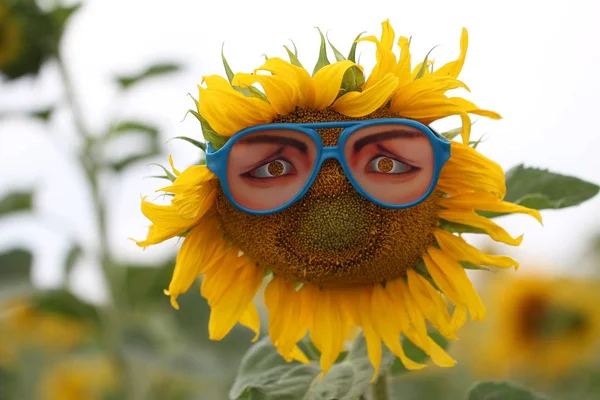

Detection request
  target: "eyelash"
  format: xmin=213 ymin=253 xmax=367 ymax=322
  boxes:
xmin=242 ymin=157 xmax=296 ymax=179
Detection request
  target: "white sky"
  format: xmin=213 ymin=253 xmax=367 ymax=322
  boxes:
xmin=0 ymin=0 xmax=599 ymax=302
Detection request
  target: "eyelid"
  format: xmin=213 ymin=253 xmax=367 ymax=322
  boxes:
xmin=243 ymin=147 xmax=285 ymax=173
xmin=374 ymin=145 xmax=419 ymax=168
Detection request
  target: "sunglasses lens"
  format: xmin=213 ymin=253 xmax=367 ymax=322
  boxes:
xmin=343 ymin=123 xmax=435 ymax=206
xmin=227 ymin=129 xmax=318 ymax=212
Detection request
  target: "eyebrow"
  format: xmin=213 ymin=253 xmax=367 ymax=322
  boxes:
xmin=239 ymin=134 xmax=308 ymax=153
xmin=353 ymin=129 xmax=423 ymax=153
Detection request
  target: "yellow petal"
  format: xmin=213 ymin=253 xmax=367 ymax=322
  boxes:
xmin=264 ymin=276 xmax=313 ymax=361
xmin=255 ymin=57 xmax=315 ymax=109
xmin=198 ymin=75 xmax=277 ymax=136
xmin=427 ymin=247 xmax=486 ymax=320
xmin=233 ymin=72 xmax=296 ymax=115
xmin=205 ymin=261 xmax=264 ymax=340
xmin=450 ymin=97 xmax=502 ymax=120
xmin=438 ymin=209 xmax=523 ymax=246
xmin=333 ymin=73 xmax=399 ymax=117
xmin=433 ymin=28 xmax=468 ymax=78
xmin=360 ymin=20 xmax=398 ymax=90
xmin=434 ymin=229 xmax=519 ymax=270
xmin=309 ymin=289 xmax=349 ymax=374
xmin=163 ymin=216 xmax=225 ymax=308
xmin=439 ymin=192 xmax=543 ymax=224
xmin=312 ymin=60 xmax=357 ymax=110
xmin=168 ymin=155 xmax=181 ymax=176
xmin=394 ymin=36 xmax=412 ymax=86
xmin=406 ymin=269 xmax=456 ymax=339
xmin=239 ymin=302 xmax=261 ymax=342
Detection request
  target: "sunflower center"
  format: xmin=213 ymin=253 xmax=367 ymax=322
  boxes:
xmin=518 ymin=295 xmax=589 ymax=341
xmin=216 ymin=108 xmax=439 ymax=286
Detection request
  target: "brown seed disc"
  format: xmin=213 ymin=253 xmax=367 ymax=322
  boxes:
xmin=216 ymin=107 xmax=439 ymax=286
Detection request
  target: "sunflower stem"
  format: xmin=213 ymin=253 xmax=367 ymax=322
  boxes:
xmin=56 ymin=48 xmax=138 ymax=400
xmin=372 ymin=371 xmax=391 ymax=400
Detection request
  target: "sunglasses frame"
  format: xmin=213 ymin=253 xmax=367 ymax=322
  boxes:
xmin=206 ymin=118 xmax=451 ymax=215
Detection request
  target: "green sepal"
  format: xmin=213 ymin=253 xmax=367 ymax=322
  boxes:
xmin=413 ymin=46 xmax=438 ymax=80
xmin=284 ymin=41 xmax=304 ymax=68
xmin=171 ymin=136 xmax=206 ymax=152
xmin=312 ymin=27 xmax=330 ymax=75
xmin=347 ymin=32 xmax=364 ymax=63
xmin=326 ymin=33 xmax=346 ymax=62
xmin=148 ymin=163 xmax=177 ymax=183
xmin=339 ymin=66 xmax=365 ymax=97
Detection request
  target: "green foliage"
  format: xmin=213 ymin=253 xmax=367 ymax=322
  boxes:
xmin=106 ymin=120 xmax=161 ymax=171
xmin=63 ymin=244 xmax=82 ymax=277
xmin=503 ymin=165 xmax=599 ymax=210
xmin=467 ymin=381 xmax=548 ymax=400
xmin=0 ymin=191 xmax=33 ymax=216
xmin=31 ymin=289 xmax=101 ymax=325
xmin=116 ymin=63 xmax=181 ymax=89
xmin=0 ymin=248 xmax=33 ymax=299
xmin=391 ymin=331 xmax=450 ymax=375
xmin=413 ymin=47 xmax=438 ymax=80
xmin=230 ymin=335 xmax=395 ymax=400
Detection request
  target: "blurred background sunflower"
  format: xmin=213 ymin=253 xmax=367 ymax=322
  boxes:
xmin=1 ymin=0 xmax=600 ymax=399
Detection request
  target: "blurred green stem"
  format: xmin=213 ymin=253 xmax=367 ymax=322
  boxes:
xmin=372 ymin=372 xmax=391 ymax=400
xmin=56 ymin=51 xmax=136 ymax=400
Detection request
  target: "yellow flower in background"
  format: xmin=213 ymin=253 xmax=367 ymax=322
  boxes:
xmin=136 ymin=20 xmax=541 ymax=376
xmin=0 ymin=300 xmax=89 ymax=363
xmin=40 ymin=357 xmax=116 ymax=400
xmin=469 ymin=274 xmax=600 ymax=379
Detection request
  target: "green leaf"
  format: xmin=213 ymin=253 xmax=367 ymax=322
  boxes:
xmin=32 ymin=290 xmax=101 ymax=325
xmin=503 ymin=165 xmax=599 ymax=210
xmin=467 ymin=381 xmax=548 ymax=400
xmin=121 ymin=260 xmax=176 ymax=309
xmin=171 ymin=136 xmax=206 ymax=152
xmin=0 ymin=192 xmax=33 ymax=216
xmin=108 ymin=121 xmax=159 ymax=140
xmin=284 ymin=42 xmax=304 ymax=68
xmin=116 ymin=63 xmax=181 ymax=89
xmin=31 ymin=107 xmax=54 ymax=121
xmin=326 ymin=33 xmax=346 ymax=62
xmin=312 ymin=28 xmax=330 ymax=75
xmin=347 ymin=33 xmax=364 ymax=63
xmin=64 ymin=244 xmax=82 ymax=277
xmin=50 ymin=4 xmax=82 ymax=34
xmin=391 ymin=331 xmax=449 ymax=375
xmin=231 ymin=335 xmax=394 ymax=400
xmin=0 ymin=249 xmax=33 ymax=299
xmin=110 ymin=151 xmax=160 ymax=172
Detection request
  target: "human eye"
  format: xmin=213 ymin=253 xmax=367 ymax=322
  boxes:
xmin=246 ymin=159 xmax=296 ymax=179
xmin=367 ymin=156 xmax=417 ymax=174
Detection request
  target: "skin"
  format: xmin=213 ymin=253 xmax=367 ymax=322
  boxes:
xmin=227 ymin=129 xmax=317 ymax=211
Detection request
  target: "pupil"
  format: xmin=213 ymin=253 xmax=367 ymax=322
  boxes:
xmin=377 ymin=157 xmax=393 ymax=173
xmin=268 ymin=160 xmax=285 ymax=176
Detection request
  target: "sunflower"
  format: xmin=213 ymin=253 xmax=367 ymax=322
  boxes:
xmin=136 ymin=20 xmax=541 ymax=377
xmin=40 ymin=356 xmax=115 ymax=400
xmin=468 ymin=274 xmax=600 ymax=379
xmin=0 ymin=299 xmax=89 ymax=364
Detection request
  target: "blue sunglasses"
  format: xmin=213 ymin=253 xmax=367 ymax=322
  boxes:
xmin=206 ymin=118 xmax=451 ymax=215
